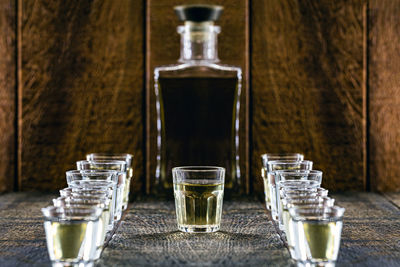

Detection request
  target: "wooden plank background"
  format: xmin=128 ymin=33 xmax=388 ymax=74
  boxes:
xmin=0 ymin=0 xmax=15 ymax=192
xmin=369 ymin=0 xmax=400 ymax=192
xmin=0 ymin=0 xmax=398 ymax=193
xmin=146 ymin=0 xmax=249 ymax=194
xmin=251 ymin=0 xmax=366 ymax=193
xmin=19 ymin=0 xmax=144 ymax=192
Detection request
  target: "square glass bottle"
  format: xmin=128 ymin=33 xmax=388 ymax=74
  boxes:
xmin=153 ymin=5 xmax=243 ymax=195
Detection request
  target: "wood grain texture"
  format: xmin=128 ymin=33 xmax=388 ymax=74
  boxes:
xmin=146 ymin=0 xmax=249 ymax=194
xmin=252 ymin=1 xmax=365 ymax=193
xmin=369 ymin=0 xmax=400 ymax=192
xmin=99 ymin=198 xmax=291 ymax=266
xmin=0 ymin=0 xmax=15 ymax=192
xmin=268 ymin=192 xmax=400 ymax=266
xmin=333 ymin=193 xmax=400 ymax=266
xmin=0 ymin=193 xmax=53 ymax=266
xmin=1 ymin=193 xmax=399 ymax=266
xmin=20 ymin=0 xmax=144 ymax=193
xmin=384 ymin=192 xmax=400 ymax=209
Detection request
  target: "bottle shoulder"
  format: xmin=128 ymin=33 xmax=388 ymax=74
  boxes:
xmin=154 ymin=62 xmax=242 ymax=79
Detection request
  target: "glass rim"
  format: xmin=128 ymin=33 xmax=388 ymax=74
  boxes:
xmin=172 ymin=166 xmax=225 ymax=172
xmin=68 ymin=180 xmax=116 ymax=188
xmin=87 ymin=153 xmax=133 ymax=159
xmin=53 ymin=198 xmax=109 ymax=209
xmin=283 ymin=196 xmax=334 ymax=206
xmin=63 ymin=196 xmax=109 ymax=204
xmin=261 ymin=153 xmax=304 ymax=159
xmin=280 ymin=180 xmax=321 ymax=187
xmin=288 ymin=205 xmax=345 ymax=221
xmin=41 ymin=206 xmax=102 ymax=220
xmin=70 ymin=191 xmax=111 ymax=198
xmin=66 ymin=169 xmax=119 ymax=175
xmin=275 ymin=169 xmax=322 ymax=175
xmin=267 ymin=160 xmax=313 ymax=165
xmin=76 ymin=160 xmax=127 ymax=166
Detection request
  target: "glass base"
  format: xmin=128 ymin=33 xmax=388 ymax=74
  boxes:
xmin=52 ymin=260 xmax=94 ymax=267
xmin=296 ymin=260 xmax=336 ymax=267
xmin=178 ymin=224 xmax=220 ymax=233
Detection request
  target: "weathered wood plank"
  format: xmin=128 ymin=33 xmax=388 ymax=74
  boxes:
xmin=369 ymin=0 xmax=400 ymax=192
xmin=0 ymin=193 xmax=400 ymax=266
xmin=251 ymin=1 xmax=365 ymax=192
xmin=146 ymin=0 xmax=249 ymax=194
xmin=0 ymin=193 xmax=52 ymax=266
xmin=383 ymin=192 xmax=400 ymax=209
xmin=0 ymin=0 xmax=15 ymax=192
xmin=20 ymin=1 xmax=144 ymax=193
xmin=99 ymin=199 xmax=290 ymax=266
xmin=333 ymin=193 xmax=400 ymax=266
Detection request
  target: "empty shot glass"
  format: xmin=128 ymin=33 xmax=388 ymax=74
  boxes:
xmin=266 ymin=160 xmax=313 ymax=221
xmin=77 ymin=160 xmax=127 ymax=221
xmin=260 ymin=153 xmax=304 ymax=210
xmin=289 ymin=206 xmax=345 ymax=266
xmin=42 ymin=206 xmax=103 ymax=267
xmin=172 ymin=166 xmax=225 ymax=233
xmin=86 ymin=153 xmax=133 ymax=210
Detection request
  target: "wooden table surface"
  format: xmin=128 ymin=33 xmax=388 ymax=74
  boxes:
xmin=0 ymin=192 xmax=399 ymax=266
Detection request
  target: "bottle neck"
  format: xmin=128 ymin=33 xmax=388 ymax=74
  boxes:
xmin=178 ymin=22 xmax=220 ymax=63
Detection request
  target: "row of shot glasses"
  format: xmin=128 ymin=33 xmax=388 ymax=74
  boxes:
xmin=41 ymin=153 xmax=133 ymax=267
xmin=261 ymin=153 xmax=345 ymax=266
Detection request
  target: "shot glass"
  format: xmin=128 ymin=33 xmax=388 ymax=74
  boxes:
xmin=266 ymin=160 xmax=313 ymax=221
xmin=52 ymin=197 xmax=111 ymax=260
xmin=86 ymin=153 xmax=133 ymax=210
xmin=77 ymin=160 xmax=127 ymax=221
xmin=66 ymin=170 xmax=118 ymax=228
xmin=282 ymin=197 xmax=335 ymax=260
xmin=42 ymin=206 xmax=102 ymax=267
xmin=172 ymin=166 xmax=225 ymax=233
xmin=289 ymin=206 xmax=345 ymax=266
xmin=275 ymin=170 xmax=322 ymax=228
xmin=260 ymin=153 xmax=304 ymax=210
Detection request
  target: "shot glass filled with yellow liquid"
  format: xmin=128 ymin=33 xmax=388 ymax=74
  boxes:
xmin=172 ymin=166 xmax=225 ymax=233
xmin=41 ymin=206 xmax=102 ymax=267
xmin=289 ymin=206 xmax=345 ymax=266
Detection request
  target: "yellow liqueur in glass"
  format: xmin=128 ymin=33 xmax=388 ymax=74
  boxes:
xmin=174 ymin=182 xmax=224 ymax=232
xmin=301 ymin=221 xmax=342 ymax=261
xmin=289 ymin=206 xmax=345 ymax=265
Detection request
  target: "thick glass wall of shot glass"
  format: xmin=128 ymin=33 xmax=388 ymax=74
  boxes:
xmin=172 ymin=166 xmax=225 ymax=233
xmin=76 ymin=160 xmax=127 ymax=221
xmin=66 ymin=170 xmax=118 ymax=229
xmin=52 ymin=197 xmax=110 ymax=260
xmin=86 ymin=153 xmax=133 ymax=210
xmin=289 ymin=206 xmax=345 ymax=266
xmin=266 ymin=161 xmax=313 ymax=221
xmin=276 ymin=170 xmax=323 ymax=229
xmin=41 ymin=206 xmax=102 ymax=267
xmin=260 ymin=153 xmax=304 ymax=210
xmin=282 ymin=196 xmax=335 ymax=260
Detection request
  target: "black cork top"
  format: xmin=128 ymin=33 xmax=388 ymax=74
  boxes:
xmin=174 ymin=5 xmax=223 ymax=22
